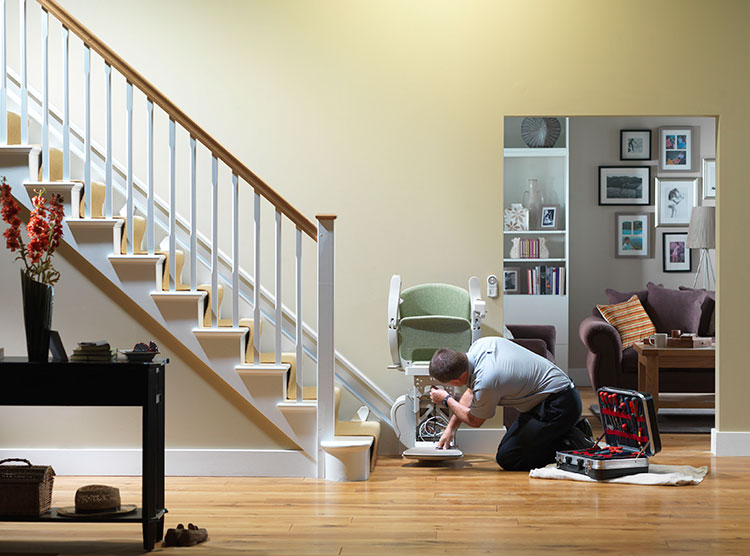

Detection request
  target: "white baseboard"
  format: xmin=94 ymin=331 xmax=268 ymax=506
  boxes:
xmin=711 ymin=429 xmax=750 ymax=456
xmin=568 ymin=367 xmax=591 ymax=387
xmin=0 ymin=449 xmax=317 ymax=477
xmin=455 ymin=428 xmax=506 ymax=455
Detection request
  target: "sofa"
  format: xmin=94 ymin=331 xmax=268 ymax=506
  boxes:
xmin=503 ymin=324 xmax=557 ymax=427
xmin=579 ymin=282 xmax=715 ymax=392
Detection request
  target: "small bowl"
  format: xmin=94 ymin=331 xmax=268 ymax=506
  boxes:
xmin=121 ymin=350 xmax=159 ymax=362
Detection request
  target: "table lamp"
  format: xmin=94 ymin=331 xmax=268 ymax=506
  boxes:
xmin=686 ymin=206 xmax=715 ymax=289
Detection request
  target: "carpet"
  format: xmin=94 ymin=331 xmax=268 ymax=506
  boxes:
xmin=589 ymin=404 xmax=714 ymax=434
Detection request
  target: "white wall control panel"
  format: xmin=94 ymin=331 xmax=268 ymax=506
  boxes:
xmin=487 ymin=275 xmax=498 ymax=298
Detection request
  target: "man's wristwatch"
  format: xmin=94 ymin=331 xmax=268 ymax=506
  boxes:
xmin=442 ymin=395 xmax=451 ymax=408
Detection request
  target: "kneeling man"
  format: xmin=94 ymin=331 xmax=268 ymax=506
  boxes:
xmin=428 ymin=336 xmax=592 ymax=471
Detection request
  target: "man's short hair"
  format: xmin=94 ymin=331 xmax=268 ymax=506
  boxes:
xmin=429 ymin=348 xmax=468 ymax=383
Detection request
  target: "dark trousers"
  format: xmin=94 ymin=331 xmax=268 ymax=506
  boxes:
xmin=496 ymin=387 xmax=582 ymax=471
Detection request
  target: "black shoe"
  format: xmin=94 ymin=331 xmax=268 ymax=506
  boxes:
xmin=575 ymin=417 xmax=594 ymax=442
xmin=559 ymin=426 xmax=595 ymax=451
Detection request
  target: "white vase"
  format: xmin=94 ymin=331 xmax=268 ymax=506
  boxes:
xmin=522 ymin=179 xmax=545 ymax=230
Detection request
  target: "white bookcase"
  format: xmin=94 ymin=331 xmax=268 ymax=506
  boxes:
xmin=503 ymin=117 xmax=570 ymax=372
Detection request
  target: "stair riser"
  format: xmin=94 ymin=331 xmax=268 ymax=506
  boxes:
xmin=110 ymin=258 xmax=164 ymax=293
xmin=152 ymin=295 xmax=205 ymax=329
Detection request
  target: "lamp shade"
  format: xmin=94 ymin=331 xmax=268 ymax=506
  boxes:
xmin=686 ymin=206 xmax=716 ymax=249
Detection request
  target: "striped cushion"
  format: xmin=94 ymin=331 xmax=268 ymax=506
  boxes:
xmin=597 ymin=295 xmax=656 ymax=350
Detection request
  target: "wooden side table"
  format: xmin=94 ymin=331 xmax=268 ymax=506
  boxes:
xmin=632 ymin=342 xmax=715 ymax=411
xmin=0 ymin=357 xmax=167 ymax=551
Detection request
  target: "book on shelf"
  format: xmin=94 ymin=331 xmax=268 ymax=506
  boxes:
xmin=523 ymin=265 xmax=565 ymax=295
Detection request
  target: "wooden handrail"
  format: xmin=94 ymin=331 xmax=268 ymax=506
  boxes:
xmin=37 ymin=0 xmax=317 ymax=240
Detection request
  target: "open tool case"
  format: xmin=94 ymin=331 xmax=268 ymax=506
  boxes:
xmin=556 ymin=387 xmax=661 ymax=480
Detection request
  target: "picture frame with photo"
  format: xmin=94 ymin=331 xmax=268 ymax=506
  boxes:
xmin=655 ymin=177 xmax=698 ymax=226
xmin=702 ymin=158 xmax=716 ymax=199
xmin=540 ymin=204 xmax=560 ymax=229
xmin=615 ymin=212 xmax=652 ymax=258
xmin=659 ymin=127 xmax=694 ymax=171
xmin=599 ymin=166 xmax=651 ymax=205
xmin=662 ymin=232 xmax=692 ymax=272
xmin=503 ymin=267 xmax=520 ymax=294
xmin=620 ymin=129 xmax=651 ymax=161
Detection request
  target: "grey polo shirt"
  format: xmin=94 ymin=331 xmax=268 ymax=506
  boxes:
xmin=466 ymin=336 xmax=572 ymax=417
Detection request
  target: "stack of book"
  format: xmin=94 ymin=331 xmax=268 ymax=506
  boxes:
xmin=526 ymin=265 xmax=565 ymax=295
xmin=70 ymin=341 xmax=116 ymax=362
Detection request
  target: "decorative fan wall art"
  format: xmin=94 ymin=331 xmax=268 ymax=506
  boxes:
xmin=521 ymin=117 xmax=561 ymax=148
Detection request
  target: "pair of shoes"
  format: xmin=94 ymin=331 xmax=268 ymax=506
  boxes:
xmin=558 ymin=426 xmax=595 ymax=451
xmin=163 ymin=523 xmax=208 ymax=547
xmin=575 ymin=417 xmax=594 ymax=442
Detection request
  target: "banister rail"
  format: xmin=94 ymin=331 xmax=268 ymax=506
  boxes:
xmin=37 ymin=0 xmax=317 ymax=240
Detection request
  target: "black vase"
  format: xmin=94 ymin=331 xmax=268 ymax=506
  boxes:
xmin=21 ymin=270 xmax=54 ymax=362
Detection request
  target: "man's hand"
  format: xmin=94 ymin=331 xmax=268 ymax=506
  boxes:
xmin=429 ymin=386 xmax=449 ymax=405
xmin=437 ymin=426 xmax=455 ymax=449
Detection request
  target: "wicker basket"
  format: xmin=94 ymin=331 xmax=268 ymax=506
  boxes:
xmin=0 ymin=458 xmax=55 ymax=516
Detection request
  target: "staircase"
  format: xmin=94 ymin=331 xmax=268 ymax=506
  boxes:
xmin=0 ymin=0 xmax=390 ymax=480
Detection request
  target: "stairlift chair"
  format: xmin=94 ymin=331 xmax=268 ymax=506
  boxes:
xmin=388 ymin=275 xmax=486 ymax=460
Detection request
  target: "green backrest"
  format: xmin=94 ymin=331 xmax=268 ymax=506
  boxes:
xmin=399 ymin=283 xmax=471 ymax=320
xmin=397 ymin=283 xmax=472 ymax=363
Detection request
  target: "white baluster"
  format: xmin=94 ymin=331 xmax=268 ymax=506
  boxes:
xmin=104 ymin=63 xmax=112 ymax=217
xmin=126 ymin=81 xmax=133 ymax=253
xmin=0 ymin=0 xmax=6 ymax=144
xmin=61 ymin=26 xmax=69 ymax=180
xmin=228 ymin=173 xmax=237 ymax=328
xmin=41 ymin=8 xmax=48 ymax=180
xmin=168 ymin=118 xmax=176 ymax=291
xmin=19 ymin=0 xmax=27 ymax=144
xmin=316 ymin=215 xmax=336 ymax=478
xmin=189 ymin=136 xmax=196 ymax=290
xmin=253 ymin=191 xmax=260 ymax=364
xmin=211 ymin=156 xmax=218 ymax=327
xmin=295 ymin=227 xmax=302 ymax=403
xmin=147 ymin=100 xmax=154 ymax=255
xmin=275 ymin=210 xmax=282 ymax=365
xmin=83 ymin=45 xmax=90 ymax=218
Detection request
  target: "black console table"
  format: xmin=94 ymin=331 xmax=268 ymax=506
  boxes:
xmin=0 ymin=357 xmax=167 ymax=551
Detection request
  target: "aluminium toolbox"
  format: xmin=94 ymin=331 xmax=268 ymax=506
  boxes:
xmin=556 ymin=387 xmax=661 ymax=480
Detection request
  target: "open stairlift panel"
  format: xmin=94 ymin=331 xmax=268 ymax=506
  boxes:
xmin=388 ymin=275 xmax=486 ymax=460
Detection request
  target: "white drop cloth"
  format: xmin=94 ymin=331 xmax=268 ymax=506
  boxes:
xmin=529 ymin=463 xmax=707 ymax=486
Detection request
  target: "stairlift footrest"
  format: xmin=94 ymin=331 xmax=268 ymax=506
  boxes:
xmin=402 ymin=446 xmax=463 ymax=460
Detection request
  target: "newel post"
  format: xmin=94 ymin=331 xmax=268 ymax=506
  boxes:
xmin=316 ymin=214 xmax=336 ymax=478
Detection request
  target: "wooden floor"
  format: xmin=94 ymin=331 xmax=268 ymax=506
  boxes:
xmin=2 ymin=390 xmax=749 ymax=555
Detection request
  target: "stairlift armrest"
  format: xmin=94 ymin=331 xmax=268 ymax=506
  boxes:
xmin=468 ymin=276 xmax=486 ymax=341
xmin=388 ymin=275 xmax=402 ymax=368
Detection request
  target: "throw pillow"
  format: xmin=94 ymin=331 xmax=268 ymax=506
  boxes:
xmin=597 ymin=295 xmax=656 ymax=350
xmin=605 ymin=284 xmax=663 ymax=322
xmin=679 ymin=286 xmax=716 ymax=337
xmin=646 ymin=283 xmax=703 ymax=334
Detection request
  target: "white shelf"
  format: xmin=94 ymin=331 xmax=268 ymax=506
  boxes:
xmin=504 ymin=258 xmax=566 ymax=263
xmin=504 ymin=147 xmax=568 ymax=158
xmin=504 ymin=230 xmax=566 ymax=235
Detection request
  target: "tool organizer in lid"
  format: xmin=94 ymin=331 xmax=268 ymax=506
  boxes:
xmin=556 ymin=387 xmax=661 ymax=480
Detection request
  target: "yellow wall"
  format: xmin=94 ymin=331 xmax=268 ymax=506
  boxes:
xmin=49 ymin=0 xmax=749 ymax=433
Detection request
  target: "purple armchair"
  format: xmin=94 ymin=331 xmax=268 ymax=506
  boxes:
xmin=503 ymin=324 xmax=557 ymax=427
xmin=579 ymin=284 xmax=715 ymax=393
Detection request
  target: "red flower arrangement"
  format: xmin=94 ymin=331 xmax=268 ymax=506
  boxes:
xmin=1 ymin=176 xmax=65 ymax=285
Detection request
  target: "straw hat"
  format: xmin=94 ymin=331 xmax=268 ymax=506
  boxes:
xmin=58 ymin=484 xmax=136 ymax=517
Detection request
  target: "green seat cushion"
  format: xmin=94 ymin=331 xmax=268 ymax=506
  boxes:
xmin=398 ymin=315 xmax=472 ymax=364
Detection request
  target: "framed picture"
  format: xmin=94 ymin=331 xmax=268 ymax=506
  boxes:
xmin=540 ymin=204 xmax=560 ymax=229
xmin=662 ymin=232 xmax=692 ymax=272
xmin=503 ymin=267 xmax=520 ymax=294
xmin=702 ymin=158 xmax=716 ymax=199
xmin=655 ymin=177 xmax=698 ymax=226
xmin=659 ymin=127 xmax=694 ymax=171
xmin=599 ymin=166 xmax=651 ymax=205
xmin=620 ymin=129 xmax=651 ymax=161
xmin=615 ymin=213 xmax=652 ymax=258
